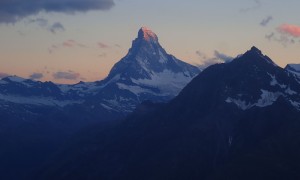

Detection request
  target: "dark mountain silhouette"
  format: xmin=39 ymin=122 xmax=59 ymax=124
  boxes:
xmin=35 ymin=47 xmax=300 ymax=180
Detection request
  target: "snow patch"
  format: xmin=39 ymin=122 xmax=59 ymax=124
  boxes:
xmin=256 ymin=90 xmax=282 ymax=107
xmin=102 ymin=96 xmax=135 ymax=112
xmin=285 ymin=86 xmax=297 ymax=95
xmin=228 ymin=136 xmax=233 ymax=146
xmin=289 ymin=100 xmax=300 ymax=110
xmin=0 ymin=80 xmax=8 ymax=85
xmin=131 ymin=70 xmax=193 ymax=96
xmin=1 ymin=76 xmax=34 ymax=87
xmin=226 ymin=90 xmax=283 ymax=110
xmin=100 ymin=103 xmax=114 ymax=111
xmin=117 ymin=83 xmax=156 ymax=96
xmin=99 ymin=74 xmax=121 ymax=88
xmin=136 ymin=56 xmax=150 ymax=72
xmin=158 ymin=49 xmax=168 ymax=64
xmin=286 ymin=65 xmax=300 ymax=78
xmin=58 ymin=75 xmax=120 ymax=95
xmin=268 ymin=73 xmax=286 ymax=88
xmin=103 ymin=98 xmax=120 ymax=108
xmin=288 ymin=70 xmax=300 ymax=77
xmin=58 ymin=82 xmax=100 ymax=94
xmin=225 ymin=98 xmax=252 ymax=110
xmin=0 ymin=94 xmax=82 ymax=107
xmin=6 ymin=76 xmax=26 ymax=83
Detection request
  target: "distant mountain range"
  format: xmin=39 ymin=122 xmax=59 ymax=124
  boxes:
xmin=35 ymin=47 xmax=300 ymax=180
xmin=0 ymin=27 xmax=200 ymax=180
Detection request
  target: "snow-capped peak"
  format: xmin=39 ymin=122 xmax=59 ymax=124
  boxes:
xmin=286 ymin=64 xmax=300 ymax=73
xmin=138 ymin=26 xmax=158 ymax=42
xmin=95 ymin=27 xmax=200 ymax=112
xmin=285 ymin=64 xmax=300 ymax=78
xmin=107 ymin=27 xmax=200 ymax=80
xmin=4 ymin=75 xmax=27 ymax=82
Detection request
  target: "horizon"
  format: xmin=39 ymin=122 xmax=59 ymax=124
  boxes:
xmin=1 ymin=0 xmax=300 ymax=84
xmin=0 ymin=44 xmax=282 ymax=85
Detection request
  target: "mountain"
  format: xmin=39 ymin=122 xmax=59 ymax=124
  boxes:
xmin=0 ymin=27 xmax=200 ymax=180
xmin=285 ymin=63 xmax=300 ymax=73
xmin=0 ymin=27 xmax=199 ymax=118
xmin=35 ymin=47 xmax=300 ymax=180
xmin=285 ymin=63 xmax=300 ymax=78
xmin=82 ymin=27 xmax=200 ymax=113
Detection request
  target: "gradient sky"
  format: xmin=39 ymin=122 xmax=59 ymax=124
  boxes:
xmin=1 ymin=0 xmax=300 ymax=84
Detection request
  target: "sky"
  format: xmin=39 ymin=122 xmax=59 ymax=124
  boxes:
xmin=0 ymin=0 xmax=300 ymax=84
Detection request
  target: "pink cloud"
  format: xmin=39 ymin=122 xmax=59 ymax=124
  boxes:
xmin=278 ymin=24 xmax=300 ymax=37
xmin=48 ymin=40 xmax=88 ymax=54
xmin=62 ymin=40 xmax=88 ymax=48
xmin=98 ymin=42 xmax=109 ymax=49
xmin=63 ymin=40 xmax=77 ymax=47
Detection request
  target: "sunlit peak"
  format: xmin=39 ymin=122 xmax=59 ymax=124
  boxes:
xmin=139 ymin=26 xmax=158 ymax=42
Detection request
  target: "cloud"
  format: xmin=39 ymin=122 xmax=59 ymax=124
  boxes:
xmin=265 ymin=32 xmax=296 ymax=47
xmin=53 ymin=71 xmax=80 ymax=80
xmin=278 ymin=24 xmax=300 ymax=38
xmin=48 ymin=45 xmax=58 ymax=54
xmin=214 ymin=51 xmax=234 ymax=63
xmin=17 ymin=30 xmax=26 ymax=36
xmin=48 ymin=40 xmax=88 ymax=53
xmin=29 ymin=73 xmax=44 ymax=80
xmin=98 ymin=42 xmax=110 ymax=49
xmin=265 ymin=24 xmax=300 ymax=47
xmin=63 ymin=40 xmax=76 ymax=48
xmin=0 ymin=0 xmax=115 ymax=23
xmin=260 ymin=16 xmax=273 ymax=27
xmin=197 ymin=50 xmax=234 ymax=69
xmin=28 ymin=18 xmax=48 ymax=27
xmin=0 ymin=72 xmax=9 ymax=78
xmin=28 ymin=18 xmax=65 ymax=34
xmin=240 ymin=0 xmax=261 ymax=12
xmin=195 ymin=50 xmax=207 ymax=59
xmin=275 ymin=35 xmax=295 ymax=46
xmin=265 ymin=32 xmax=275 ymax=41
xmin=49 ymin=22 xmax=65 ymax=34
xmin=77 ymin=43 xmax=87 ymax=48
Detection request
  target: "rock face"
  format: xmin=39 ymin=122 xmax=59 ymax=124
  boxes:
xmin=35 ymin=47 xmax=300 ymax=180
xmin=0 ymin=27 xmax=200 ymax=180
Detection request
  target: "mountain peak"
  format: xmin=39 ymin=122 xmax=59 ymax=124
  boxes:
xmin=138 ymin=26 xmax=158 ymax=42
xmin=249 ymin=46 xmax=262 ymax=54
xmin=4 ymin=75 xmax=27 ymax=82
xmin=105 ymin=27 xmax=200 ymax=96
xmin=235 ymin=46 xmax=277 ymax=66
